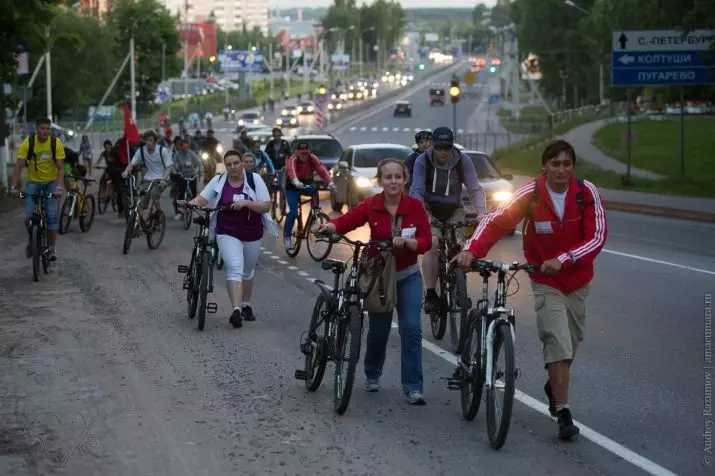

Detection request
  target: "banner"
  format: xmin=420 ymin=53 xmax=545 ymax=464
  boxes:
xmin=218 ymin=50 xmax=265 ymax=73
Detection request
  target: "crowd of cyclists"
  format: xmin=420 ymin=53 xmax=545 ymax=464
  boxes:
xmin=10 ymin=114 xmax=607 ymax=443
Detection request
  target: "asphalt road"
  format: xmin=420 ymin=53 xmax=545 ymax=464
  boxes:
xmin=2 ymin=63 xmax=714 ymax=475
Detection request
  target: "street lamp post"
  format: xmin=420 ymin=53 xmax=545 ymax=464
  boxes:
xmin=359 ymin=27 xmax=375 ymax=78
xmin=564 ymin=0 xmax=605 ymax=105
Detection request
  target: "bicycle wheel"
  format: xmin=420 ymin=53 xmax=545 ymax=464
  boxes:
xmin=449 ymin=269 xmax=471 ymax=354
xmin=79 ymin=195 xmax=96 ymax=232
xmin=461 ymin=309 xmax=485 ymax=421
xmin=183 ymin=207 xmax=193 ymax=230
xmin=303 ymin=295 xmax=331 ymax=391
xmin=123 ymin=211 xmax=136 ymax=255
xmin=196 ymin=252 xmax=210 ymax=331
xmin=147 ymin=210 xmax=166 ymax=249
xmin=429 ymin=278 xmax=447 ymax=340
xmin=486 ymin=321 xmax=515 ymax=450
xmin=41 ymin=228 xmax=50 ymax=275
xmin=285 ymin=212 xmax=302 ymax=258
xmin=307 ymin=212 xmax=333 ymax=262
xmin=186 ymin=252 xmax=199 ymax=319
xmin=58 ymin=196 xmax=74 ymax=235
xmin=98 ymin=181 xmax=108 ymax=214
xmin=333 ymin=305 xmax=363 ymax=415
xmin=31 ymin=225 xmax=41 ymax=282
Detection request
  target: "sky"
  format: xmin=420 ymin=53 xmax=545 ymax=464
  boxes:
xmin=270 ymin=0 xmax=496 ymax=8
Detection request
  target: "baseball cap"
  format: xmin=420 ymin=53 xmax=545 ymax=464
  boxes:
xmin=432 ymin=126 xmax=454 ymax=147
xmin=296 ymin=141 xmax=311 ymax=152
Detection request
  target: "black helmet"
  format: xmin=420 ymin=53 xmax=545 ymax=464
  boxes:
xmin=415 ymin=129 xmax=432 ymax=142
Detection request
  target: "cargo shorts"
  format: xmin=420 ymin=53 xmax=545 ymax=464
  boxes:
xmin=138 ymin=180 xmax=168 ymax=210
xmin=531 ymin=282 xmax=590 ymax=367
xmin=427 ymin=207 xmax=467 ymax=241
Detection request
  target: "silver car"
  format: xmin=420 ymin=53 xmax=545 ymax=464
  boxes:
xmin=330 ymin=143 xmax=412 ymax=212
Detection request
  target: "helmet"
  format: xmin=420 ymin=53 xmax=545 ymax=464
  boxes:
xmin=414 ymin=129 xmax=432 ymax=143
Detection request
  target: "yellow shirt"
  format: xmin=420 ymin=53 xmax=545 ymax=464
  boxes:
xmin=17 ymin=134 xmax=66 ymax=184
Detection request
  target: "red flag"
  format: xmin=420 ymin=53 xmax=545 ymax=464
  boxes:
xmin=123 ymin=103 xmax=140 ymax=145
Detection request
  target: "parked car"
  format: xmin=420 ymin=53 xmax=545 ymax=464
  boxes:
xmin=393 ymin=100 xmax=412 ymax=117
xmin=330 ymin=143 xmax=412 ymax=211
xmin=288 ymin=134 xmax=344 ymax=187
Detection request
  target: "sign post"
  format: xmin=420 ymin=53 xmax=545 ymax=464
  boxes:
xmin=611 ymin=29 xmax=715 ymax=180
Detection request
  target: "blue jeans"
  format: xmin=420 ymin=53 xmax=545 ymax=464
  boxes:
xmin=24 ymin=181 xmax=59 ymax=231
xmin=283 ymin=185 xmax=316 ymax=239
xmin=364 ymin=271 xmax=425 ymax=394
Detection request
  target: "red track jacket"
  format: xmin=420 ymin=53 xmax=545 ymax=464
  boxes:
xmin=285 ymin=153 xmax=331 ymax=185
xmin=463 ymin=175 xmax=607 ymax=293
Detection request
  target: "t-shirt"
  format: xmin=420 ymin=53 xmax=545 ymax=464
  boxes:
xmin=130 ymin=145 xmax=174 ymax=181
xmin=215 ymin=182 xmax=263 ymax=242
xmin=17 ymin=135 xmax=66 ymax=183
xmin=546 ymin=184 xmax=567 ymax=221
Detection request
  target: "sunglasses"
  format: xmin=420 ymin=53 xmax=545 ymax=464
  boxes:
xmin=434 ymin=144 xmax=452 ymax=151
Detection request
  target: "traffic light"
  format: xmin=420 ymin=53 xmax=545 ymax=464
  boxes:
xmin=489 ymin=66 xmax=496 ymax=73
xmin=318 ymin=85 xmax=327 ymax=95
xmin=418 ymin=63 xmax=425 ymax=70
xmin=449 ymin=79 xmax=460 ymax=104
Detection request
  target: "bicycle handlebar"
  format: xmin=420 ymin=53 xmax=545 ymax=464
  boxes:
xmin=464 ymin=259 xmax=539 ymax=274
xmin=430 ymin=219 xmax=479 ymax=229
xmin=324 ymin=232 xmax=393 ymax=251
xmin=181 ymin=203 xmax=230 ymax=213
xmin=16 ymin=192 xmax=53 ymax=199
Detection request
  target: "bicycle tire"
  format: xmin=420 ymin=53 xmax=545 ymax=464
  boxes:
xmin=197 ymin=252 xmax=210 ymax=331
xmin=450 ymin=269 xmax=470 ymax=354
xmin=31 ymin=225 xmax=41 ymax=282
xmin=307 ymin=212 xmax=333 ymax=262
xmin=285 ymin=211 xmax=302 ymax=258
xmin=461 ymin=309 xmax=485 ymax=420
xmin=58 ymin=196 xmax=73 ymax=235
xmin=304 ymin=295 xmax=331 ymax=391
xmin=123 ymin=212 xmax=136 ymax=255
xmin=486 ymin=322 xmax=515 ymax=450
xmin=186 ymin=252 xmax=199 ymax=319
xmin=98 ymin=181 xmax=108 ymax=214
xmin=429 ymin=278 xmax=447 ymax=340
xmin=183 ymin=208 xmax=193 ymax=230
xmin=333 ymin=305 xmax=363 ymax=415
xmin=147 ymin=210 xmax=166 ymax=250
xmin=79 ymin=194 xmax=95 ymax=232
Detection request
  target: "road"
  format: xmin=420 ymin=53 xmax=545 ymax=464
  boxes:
xmin=1 ymin=64 xmax=714 ymax=475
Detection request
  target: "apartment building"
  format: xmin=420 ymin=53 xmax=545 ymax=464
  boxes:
xmin=163 ymin=0 xmax=268 ymax=33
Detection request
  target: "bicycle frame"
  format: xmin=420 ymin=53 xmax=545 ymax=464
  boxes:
xmin=296 ymin=188 xmax=321 ymax=238
xmin=127 ymin=175 xmax=160 ymax=230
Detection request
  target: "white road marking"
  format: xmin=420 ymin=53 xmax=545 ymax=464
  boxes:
xmin=403 ymin=128 xmax=411 ymax=132
xmin=393 ymin=127 xmax=400 ymax=131
xmin=382 ymin=127 xmax=389 ymax=131
xmin=360 ymin=126 xmax=367 ymax=131
xmin=288 ymin=266 xmax=299 ymax=271
xmin=270 ymin=255 xmax=280 ymax=260
xmin=371 ymin=127 xmax=377 ymax=131
xmin=277 ymin=260 xmax=288 ymax=265
xmin=298 ymin=271 xmax=310 ymax=276
xmin=262 ymin=251 xmax=273 ymax=255
xmin=349 ymin=127 xmax=357 ymax=131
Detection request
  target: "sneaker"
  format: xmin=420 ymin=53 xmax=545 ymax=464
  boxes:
xmin=48 ymin=249 xmax=57 ymax=262
xmin=544 ymin=380 xmax=557 ymax=417
xmin=174 ymin=213 xmax=183 ymax=221
xmin=423 ymin=290 xmax=442 ymax=314
xmin=283 ymin=237 xmax=292 ymax=250
xmin=365 ymin=379 xmax=380 ymax=392
xmin=229 ymin=309 xmax=243 ymax=328
xmin=556 ymin=408 xmax=580 ymax=440
xmin=406 ymin=391 xmax=426 ymax=405
xmin=242 ymin=305 xmax=256 ymax=322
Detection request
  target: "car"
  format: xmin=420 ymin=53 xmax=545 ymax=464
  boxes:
xmin=330 ymin=143 xmax=413 ymax=211
xmin=297 ymin=102 xmax=315 ymax=114
xmin=327 ymin=101 xmax=343 ymax=112
xmin=393 ymin=101 xmax=412 ymax=117
xmin=460 ymin=149 xmax=516 ymax=235
xmin=429 ymin=88 xmax=445 ymax=106
xmin=238 ymin=111 xmax=263 ymax=127
xmin=289 ymin=134 xmax=344 ymax=187
xmin=246 ymin=129 xmax=275 ymax=151
xmin=281 ymin=105 xmax=299 ymax=116
xmin=275 ymin=114 xmax=298 ymax=128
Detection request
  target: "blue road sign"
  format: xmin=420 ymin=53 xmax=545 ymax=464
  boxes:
xmin=611 ymin=29 xmax=715 ymax=86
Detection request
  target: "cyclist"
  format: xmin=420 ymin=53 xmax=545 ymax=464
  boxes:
xmin=243 ymin=148 xmax=275 ymax=176
xmin=121 ymin=130 xmax=174 ymax=214
xmin=283 ymin=141 xmax=335 ymax=250
xmin=9 ymin=117 xmax=66 ymax=261
xmin=248 ymin=141 xmax=275 ymax=174
xmin=170 ymin=138 xmax=203 ymax=220
xmin=264 ymin=128 xmax=291 ymax=200
xmin=79 ymin=135 xmax=93 ymax=177
xmin=96 ymin=139 xmax=126 ymax=216
xmin=409 ymin=126 xmax=487 ymax=314
xmin=179 ymin=149 xmax=279 ymax=327
xmin=455 ymin=139 xmax=608 ymax=440
xmin=404 ymin=129 xmax=432 ymax=191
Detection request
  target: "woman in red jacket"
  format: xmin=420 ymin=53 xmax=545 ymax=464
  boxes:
xmin=315 ymin=159 xmax=432 ymax=405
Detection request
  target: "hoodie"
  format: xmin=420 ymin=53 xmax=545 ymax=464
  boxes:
xmin=409 ymin=147 xmax=486 ymax=216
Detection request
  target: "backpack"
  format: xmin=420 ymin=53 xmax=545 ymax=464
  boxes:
xmin=522 ymin=179 xmax=588 ymax=235
xmin=26 ymin=134 xmax=57 ymax=172
xmin=139 ymin=145 xmax=167 ymax=169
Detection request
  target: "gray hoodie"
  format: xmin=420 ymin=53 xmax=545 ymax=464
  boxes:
xmin=409 ymin=148 xmax=486 ymax=215
xmin=173 ymin=149 xmax=203 ymax=177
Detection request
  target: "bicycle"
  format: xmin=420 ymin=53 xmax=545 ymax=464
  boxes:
xmin=445 ymin=259 xmax=538 ymax=450
xmin=427 ymin=219 xmax=478 ymax=354
xmin=269 ymin=170 xmax=286 ymax=223
xmin=295 ymin=233 xmax=392 ymax=415
xmin=17 ymin=192 xmax=54 ymax=282
xmin=177 ymin=204 xmax=226 ymax=331
xmin=97 ymin=168 xmax=118 ymax=215
xmin=284 ymin=185 xmax=332 ymax=261
xmin=177 ymin=175 xmax=198 ymax=230
xmin=58 ymin=176 xmax=96 ymax=234
xmin=122 ymin=176 xmax=167 ymax=255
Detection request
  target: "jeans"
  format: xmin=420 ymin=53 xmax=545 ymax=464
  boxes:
xmin=283 ymin=185 xmax=316 ymax=239
xmin=364 ymin=271 xmax=425 ymax=394
xmin=24 ymin=181 xmax=58 ymax=231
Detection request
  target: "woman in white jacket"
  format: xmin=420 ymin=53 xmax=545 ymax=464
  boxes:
xmin=180 ymin=149 xmax=278 ymax=328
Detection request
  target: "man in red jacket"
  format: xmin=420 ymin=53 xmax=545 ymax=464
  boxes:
xmin=455 ymin=139 xmax=607 ymax=440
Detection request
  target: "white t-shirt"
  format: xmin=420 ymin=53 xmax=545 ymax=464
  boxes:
xmin=546 ymin=184 xmax=567 ymax=220
xmin=130 ymin=145 xmax=174 ymax=181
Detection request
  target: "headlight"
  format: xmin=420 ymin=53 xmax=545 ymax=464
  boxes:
xmin=238 ymin=119 xmax=244 ymax=125
xmin=276 ymin=118 xmax=282 ymax=124
xmin=492 ymin=191 xmax=513 ymax=202
xmin=328 ymin=104 xmax=334 ymax=110
xmin=281 ymin=109 xmax=288 ymax=115
xmin=331 ymin=94 xmax=337 ymax=100
xmin=253 ymin=119 xmax=259 ymax=124
xmin=408 ymin=75 xmax=414 ymax=81
xmin=354 ymin=176 xmax=373 ymax=188
xmin=336 ymin=103 xmax=342 ymax=110
xmin=201 ymin=152 xmax=209 ymax=161
xmin=216 ymin=144 xmax=224 ymax=155
xmin=307 ymin=106 xmax=314 ymax=112
xmin=67 ymin=130 xmax=75 ymax=136
xmin=290 ymin=118 xmax=297 ymax=125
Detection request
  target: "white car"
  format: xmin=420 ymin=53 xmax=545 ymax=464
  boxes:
xmin=238 ymin=111 xmax=263 ymax=127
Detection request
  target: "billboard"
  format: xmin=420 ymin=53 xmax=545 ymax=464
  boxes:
xmin=219 ymin=50 xmax=266 ymax=73
xmin=425 ymin=33 xmax=439 ymax=43
xmin=330 ymin=54 xmax=349 ymax=71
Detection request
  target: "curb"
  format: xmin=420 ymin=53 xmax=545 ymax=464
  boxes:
xmin=602 ymin=200 xmax=715 ymax=223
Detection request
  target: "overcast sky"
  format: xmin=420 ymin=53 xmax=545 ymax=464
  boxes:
xmin=270 ymin=0 xmax=496 ymax=8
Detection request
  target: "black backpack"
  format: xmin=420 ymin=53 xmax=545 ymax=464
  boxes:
xmin=522 ymin=179 xmax=588 ymax=235
xmin=26 ymin=134 xmax=57 ymax=172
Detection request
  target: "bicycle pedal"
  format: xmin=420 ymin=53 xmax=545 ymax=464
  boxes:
xmin=294 ymin=369 xmax=310 ymax=381
xmin=514 ymin=368 xmax=520 ymax=380
xmin=177 ymin=265 xmax=188 ymax=273
xmin=300 ymin=340 xmax=314 ymax=355
xmin=443 ymin=376 xmax=465 ymax=390
xmin=206 ymin=303 xmax=218 ymax=314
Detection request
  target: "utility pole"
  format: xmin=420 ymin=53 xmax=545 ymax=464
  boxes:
xmin=512 ymin=34 xmax=520 ymax=121
xmin=183 ymin=0 xmax=190 ymax=114
xmin=130 ymin=34 xmax=136 ymax=120
xmin=269 ymin=42 xmax=274 ymax=100
xmin=45 ymin=26 xmax=52 ymax=120
xmin=161 ymin=43 xmax=166 ymax=82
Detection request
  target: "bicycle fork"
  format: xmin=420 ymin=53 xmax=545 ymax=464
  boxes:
xmin=484 ymin=314 xmax=518 ymax=390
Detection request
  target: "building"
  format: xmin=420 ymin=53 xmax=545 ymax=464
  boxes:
xmin=79 ymin=0 xmax=113 ymax=18
xmin=269 ymin=18 xmax=321 ymax=56
xmin=163 ymin=0 xmax=268 ymax=33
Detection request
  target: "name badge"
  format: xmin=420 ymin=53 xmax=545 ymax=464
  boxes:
xmin=401 ymin=227 xmax=416 ymax=238
xmin=40 ymin=152 xmax=52 ymax=161
xmin=534 ymin=221 xmax=553 ymax=234
xmin=232 ymin=194 xmax=245 ymax=202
